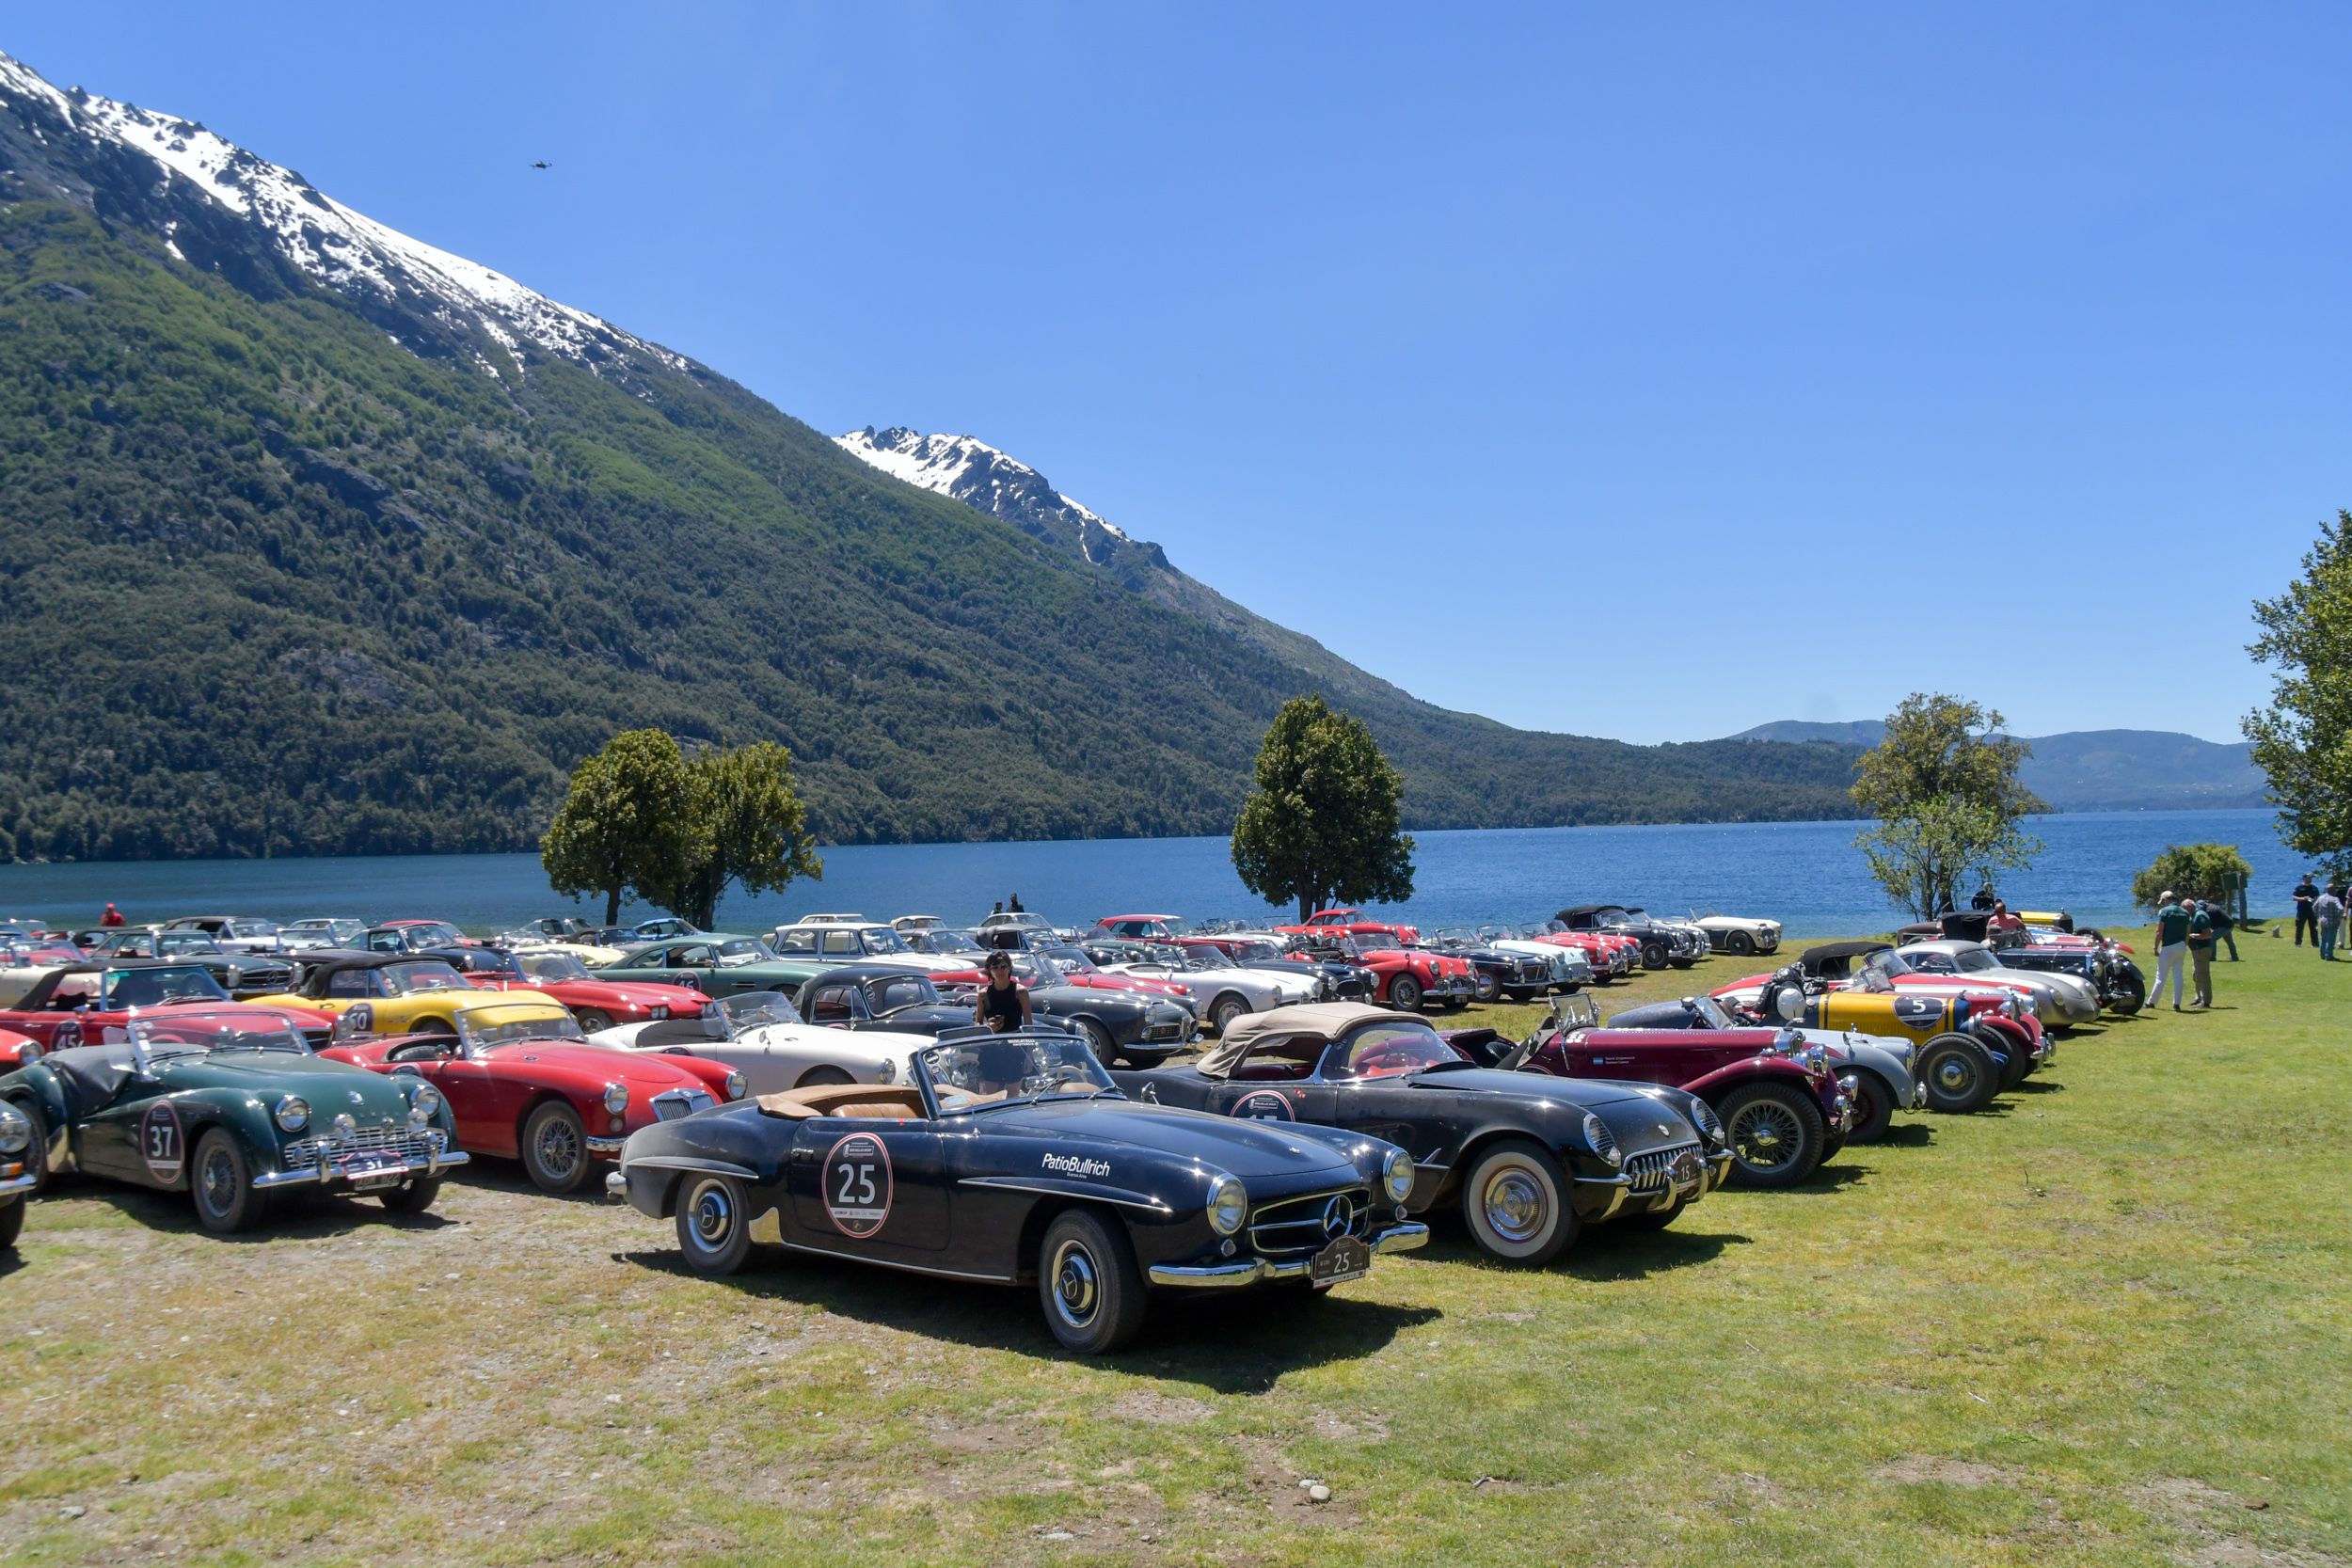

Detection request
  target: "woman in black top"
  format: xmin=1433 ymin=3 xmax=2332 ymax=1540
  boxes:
xmin=977 ymin=952 xmax=1031 ymax=1033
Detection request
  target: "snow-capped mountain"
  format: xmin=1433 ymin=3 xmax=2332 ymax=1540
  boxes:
xmin=0 ymin=50 xmax=684 ymax=380
xmin=836 ymin=428 xmax=1137 ymax=568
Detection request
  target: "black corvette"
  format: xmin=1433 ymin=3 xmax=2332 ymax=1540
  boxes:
xmin=612 ymin=1028 xmax=1429 ymax=1354
xmin=1113 ymin=1004 xmax=1732 ymax=1265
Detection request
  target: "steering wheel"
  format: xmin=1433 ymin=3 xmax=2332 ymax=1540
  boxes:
xmin=1353 ymin=1047 xmax=1422 ymax=1078
xmin=387 ymin=1040 xmax=453 ymax=1063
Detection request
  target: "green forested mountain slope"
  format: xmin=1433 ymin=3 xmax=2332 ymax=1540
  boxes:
xmin=0 ymin=55 xmax=1856 ymax=861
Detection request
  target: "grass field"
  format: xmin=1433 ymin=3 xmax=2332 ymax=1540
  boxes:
xmin=3 ymin=927 xmax=2347 ymax=1567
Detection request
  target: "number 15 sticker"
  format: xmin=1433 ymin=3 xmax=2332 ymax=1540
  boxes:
xmin=822 ymin=1132 xmax=893 ymax=1238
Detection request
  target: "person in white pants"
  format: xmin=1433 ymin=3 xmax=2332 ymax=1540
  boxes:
xmin=2150 ymin=890 xmax=2190 ymax=1011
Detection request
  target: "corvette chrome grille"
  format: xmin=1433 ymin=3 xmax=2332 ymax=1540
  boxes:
xmin=1623 ymin=1142 xmax=1705 ymax=1194
xmin=650 ymin=1087 xmax=715 ymax=1121
xmin=279 ymin=1124 xmax=437 ymax=1169
xmin=1246 ymin=1185 xmax=1373 ymax=1256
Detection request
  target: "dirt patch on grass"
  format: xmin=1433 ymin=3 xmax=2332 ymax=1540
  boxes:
xmin=2131 ymin=1478 xmax=2347 ymax=1568
xmin=1874 ymin=1455 xmax=2020 ymax=1487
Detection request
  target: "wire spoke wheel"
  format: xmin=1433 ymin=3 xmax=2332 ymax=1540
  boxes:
xmin=1728 ymin=1098 xmax=1804 ymax=1177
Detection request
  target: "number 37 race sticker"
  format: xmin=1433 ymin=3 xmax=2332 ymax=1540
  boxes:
xmin=140 ymin=1101 xmax=185 ymax=1184
xmin=822 ymin=1132 xmax=893 ymax=1238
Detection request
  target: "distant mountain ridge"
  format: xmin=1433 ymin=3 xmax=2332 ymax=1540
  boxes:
xmin=1730 ymin=721 xmax=2267 ymax=812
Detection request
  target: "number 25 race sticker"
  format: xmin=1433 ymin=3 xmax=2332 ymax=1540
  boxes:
xmin=140 ymin=1101 xmax=185 ymax=1184
xmin=822 ymin=1132 xmax=893 ymax=1239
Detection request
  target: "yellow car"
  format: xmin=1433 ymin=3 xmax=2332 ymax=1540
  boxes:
xmin=249 ymin=952 xmax=556 ymax=1035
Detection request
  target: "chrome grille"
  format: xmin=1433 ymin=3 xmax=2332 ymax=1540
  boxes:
xmin=651 ymin=1087 xmax=715 ymax=1121
xmin=232 ymin=964 xmax=295 ymax=993
xmin=1623 ymin=1142 xmax=1704 ymax=1193
xmin=1143 ymin=1022 xmax=1185 ymax=1041
xmin=1246 ymin=1185 xmax=1372 ymax=1257
xmin=280 ymin=1124 xmax=438 ymax=1169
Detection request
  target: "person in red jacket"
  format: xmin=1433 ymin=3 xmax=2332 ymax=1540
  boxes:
xmin=100 ymin=902 xmax=125 ymax=928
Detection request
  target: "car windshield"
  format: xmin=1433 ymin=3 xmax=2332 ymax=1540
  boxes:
xmin=1691 ymin=996 xmax=1735 ymax=1029
xmin=722 ymin=990 xmax=803 ymax=1030
xmin=1180 ymin=946 xmax=1237 ymax=971
xmin=919 ymin=930 xmax=986 ymax=955
xmin=716 ymin=940 xmax=772 ymax=965
xmin=227 ymin=920 xmax=280 ymax=938
xmin=1952 ymin=948 xmax=1998 ymax=973
xmin=132 ymin=1014 xmax=309 ymax=1059
xmin=1231 ymin=940 xmax=1287 ymax=964
xmin=1865 ymin=950 xmax=1915 ymax=977
xmin=1325 ymin=1021 xmax=1465 ymax=1079
xmin=915 ymin=1033 xmax=1116 ymax=1113
xmin=155 ymin=933 xmax=223 ymax=955
xmin=518 ymin=953 xmax=595 ymax=983
xmin=853 ymin=927 xmax=909 ymax=955
xmin=1041 ymin=947 xmax=1101 ymax=974
xmin=1312 ymin=934 xmax=1365 ymax=959
xmin=404 ymin=923 xmax=463 ymax=945
xmin=462 ymin=1011 xmax=585 ymax=1050
xmin=381 ymin=961 xmax=469 ymax=994
xmin=867 ymin=974 xmax=940 ymax=1012
xmin=103 ymin=966 xmax=230 ymax=1008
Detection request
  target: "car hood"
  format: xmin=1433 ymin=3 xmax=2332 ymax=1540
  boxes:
xmin=482 ymin=1041 xmax=708 ymax=1088
xmin=970 ymin=1098 xmax=1365 ymax=1180
xmin=1404 ymin=1066 xmax=1658 ymax=1111
xmin=566 ymin=980 xmax=702 ymax=1006
xmin=158 ymin=1050 xmax=408 ymax=1110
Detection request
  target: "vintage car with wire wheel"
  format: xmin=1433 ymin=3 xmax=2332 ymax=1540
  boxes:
xmin=1083 ymin=941 xmax=1316 ymax=1034
xmin=0 ymin=1098 xmax=34 ymax=1249
xmin=1508 ymin=922 xmax=1638 ymax=978
xmin=1278 ymin=907 xmax=1422 ymax=946
xmin=1553 ymin=906 xmax=1709 ymax=970
xmin=794 ymin=966 xmax=982 ymax=1037
xmin=1174 ymin=931 xmax=1379 ymax=1002
xmin=0 ymin=960 xmax=334 ymax=1053
xmin=610 ymin=1026 xmax=1429 ymax=1354
xmin=588 ymin=936 xmax=828 ymax=1000
xmin=1985 ymin=938 xmax=2146 ymax=1016
xmin=1690 ymin=911 xmax=1783 ymax=957
xmin=1728 ymin=959 xmax=2039 ymax=1115
xmin=1420 ymin=928 xmax=1568 ymax=1002
xmin=422 ymin=945 xmax=707 ymax=1034
xmin=582 ymin=985 xmax=940 ymax=1094
xmin=1463 ymin=995 xmax=1851 ymax=1188
xmin=1597 ymin=994 xmax=1922 ymax=1144
xmin=1879 ymin=939 xmax=2102 ymax=1025
xmin=1714 ymin=943 xmax=2058 ymax=1063
xmin=1434 ymin=927 xmax=1593 ymax=994
xmin=1114 ymin=1004 xmax=1729 ymax=1263
xmin=0 ymin=1007 xmax=465 ymax=1232
xmin=83 ymin=927 xmax=299 ymax=998
xmin=247 ymin=953 xmax=556 ymax=1037
xmin=924 ymin=953 xmax=1196 ymax=1066
xmin=1280 ymin=931 xmax=1475 ymax=1013
xmin=322 ymin=996 xmax=746 ymax=1194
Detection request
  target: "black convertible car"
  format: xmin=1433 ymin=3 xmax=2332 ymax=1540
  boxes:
xmin=1554 ymin=906 xmax=1708 ymax=971
xmin=612 ymin=1027 xmax=1429 ymax=1354
xmin=796 ymin=964 xmax=973 ymax=1036
xmin=1113 ymin=1004 xmax=1731 ymax=1265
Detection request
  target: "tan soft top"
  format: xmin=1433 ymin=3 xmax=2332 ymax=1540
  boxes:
xmin=1196 ymin=1003 xmax=1398 ymax=1078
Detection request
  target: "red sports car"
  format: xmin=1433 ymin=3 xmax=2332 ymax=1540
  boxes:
xmin=0 ymin=960 xmax=337 ymax=1053
xmin=0 ymin=1026 xmax=39 ymax=1069
xmin=322 ymin=995 xmax=745 ymax=1194
xmin=439 ymin=947 xmax=707 ymax=1033
xmin=1286 ymin=907 xmax=1422 ymax=946
xmin=1281 ymin=931 xmax=1472 ymax=1012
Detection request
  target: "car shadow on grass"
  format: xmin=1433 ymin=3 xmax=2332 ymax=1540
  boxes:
xmin=65 ymin=1182 xmax=454 ymax=1241
xmin=615 ymin=1243 xmax=1439 ymax=1389
xmin=1409 ymin=1220 xmax=1753 ymax=1279
xmin=453 ymin=1160 xmax=613 ymax=1206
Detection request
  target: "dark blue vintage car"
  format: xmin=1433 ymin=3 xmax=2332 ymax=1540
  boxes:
xmin=611 ymin=1027 xmax=1427 ymax=1354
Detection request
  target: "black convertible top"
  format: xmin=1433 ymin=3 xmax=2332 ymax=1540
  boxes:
xmin=803 ymin=961 xmax=941 ymax=992
xmin=1802 ymin=941 xmax=1893 ymax=965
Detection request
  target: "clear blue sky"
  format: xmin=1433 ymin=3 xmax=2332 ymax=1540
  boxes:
xmin=9 ymin=4 xmax=2344 ymax=745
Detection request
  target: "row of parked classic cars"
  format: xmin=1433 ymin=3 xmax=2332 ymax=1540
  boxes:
xmin=0 ymin=899 xmax=2141 ymax=1353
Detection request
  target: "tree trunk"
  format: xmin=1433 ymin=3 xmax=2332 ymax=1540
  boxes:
xmin=605 ymin=887 xmax=622 ymax=926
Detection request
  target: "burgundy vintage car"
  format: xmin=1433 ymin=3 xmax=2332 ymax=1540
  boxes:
xmin=1449 ymin=997 xmax=1851 ymax=1189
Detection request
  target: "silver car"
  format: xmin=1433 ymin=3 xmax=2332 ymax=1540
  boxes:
xmin=1879 ymin=940 xmax=2099 ymax=1024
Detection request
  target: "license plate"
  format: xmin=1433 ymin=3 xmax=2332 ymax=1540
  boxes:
xmin=1670 ymin=1152 xmax=1703 ymax=1190
xmin=1310 ymin=1235 xmax=1371 ymax=1287
xmin=336 ymin=1151 xmax=404 ymax=1190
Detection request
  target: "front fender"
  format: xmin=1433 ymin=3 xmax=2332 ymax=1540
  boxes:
xmin=0 ymin=1065 xmax=72 ymax=1166
xmin=1684 ymin=1057 xmax=1822 ymax=1103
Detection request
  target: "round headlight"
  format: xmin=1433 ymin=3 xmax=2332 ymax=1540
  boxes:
xmin=407 ymin=1084 xmax=443 ymax=1125
xmin=1581 ymin=1111 xmax=1623 ymax=1168
xmin=15 ymin=1041 xmax=38 ymax=1063
xmin=723 ymin=1069 xmax=748 ymax=1101
xmin=602 ymin=1081 xmax=629 ymax=1115
xmin=1381 ymin=1146 xmax=1414 ymax=1203
xmin=1206 ymin=1173 xmax=1248 ymax=1236
xmin=332 ymin=1112 xmax=357 ymax=1137
xmin=875 ymin=1057 xmax=896 ymax=1085
xmin=0 ymin=1112 xmax=27 ymax=1154
xmin=1691 ymin=1100 xmax=1726 ymax=1148
xmin=1806 ymin=1045 xmax=1828 ymax=1072
xmin=274 ymin=1094 xmax=310 ymax=1133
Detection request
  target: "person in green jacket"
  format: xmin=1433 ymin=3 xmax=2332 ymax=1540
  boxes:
xmin=2151 ymin=893 xmax=2191 ymax=1012
xmin=2187 ymin=901 xmax=2217 ymax=1008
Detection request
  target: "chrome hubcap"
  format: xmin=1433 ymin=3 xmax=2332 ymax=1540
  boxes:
xmin=1049 ymin=1241 xmax=1099 ymax=1327
xmin=690 ymin=1183 xmax=733 ymax=1247
xmin=1484 ymin=1169 xmax=1546 ymax=1242
xmin=1935 ymin=1057 xmax=1972 ymax=1091
xmin=536 ymin=1118 xmax=580 ymax=1176
xmin=1730 ymin=1102 xmax=1803 ymax=1172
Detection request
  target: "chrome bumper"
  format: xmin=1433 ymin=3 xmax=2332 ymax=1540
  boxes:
xmin=1576 ymin=1148 xmax=1732 ymax=1219
xmin=254 ymin=1147 xmax=468 ymax=1190
xmin=1146 ymin=1221 xmax=1429 ymax=1288
xmin=587 ymin=1136 xmax=627 ymax=1156
xmin=0 ymin=1171 xmax=35 ymax=1197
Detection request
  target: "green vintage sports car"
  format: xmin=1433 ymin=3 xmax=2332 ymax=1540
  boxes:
xmin=589 ymin=935 xmax=829 ymax=999
xmin=0 ymin=1006 xmax=467 ymax=1233
xmin=0 ymin=1099 xmax=31 ymax=1249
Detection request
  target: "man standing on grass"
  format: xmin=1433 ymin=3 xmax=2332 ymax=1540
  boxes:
xmin=2316 ymin=887 xmax=2344 ymax=961
xmin=2210 ymin=897 xmax=2237 ymax=960
xmin=2152 ymin=892 xmax=2191 ymax=1011
xmin=2187 ymin=900 xmax=2217 ymax=1007
xmin=2293 ymin=871 xmax=2318 ymax=946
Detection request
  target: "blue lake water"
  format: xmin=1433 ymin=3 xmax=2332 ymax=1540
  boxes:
xmin=0 ymin=809 xmax=2301 ymax=939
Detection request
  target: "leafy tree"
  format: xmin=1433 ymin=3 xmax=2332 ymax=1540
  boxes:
xmin=2129 ymin=844 xmax=2253 ymax=913
xmin=1231 ymin=696 xmax=1416 ymax=923
xmin=2245 ymin=511 xmax=2352 ymax=872
xmin=1851 ymin=694 xmax=2045 ymax=919
xmin=540 ymin=730 xmax=707 ymax=925
xmin=656 ymin=741 xmax=825 ymax=929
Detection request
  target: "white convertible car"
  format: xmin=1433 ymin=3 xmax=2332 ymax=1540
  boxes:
xmin=1692 ymin=911 xmax=1783 ymax=957
xmin=1089 ymin=942 xmax=1315 ymax=1034
xmin=585 ymin=990 xmax=936 ymax=1093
